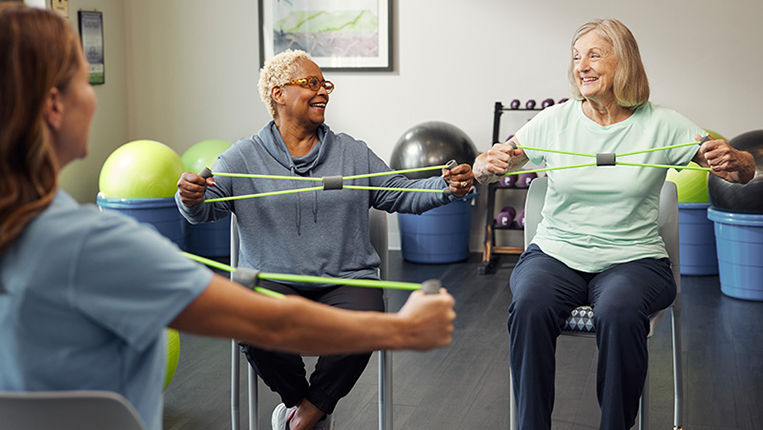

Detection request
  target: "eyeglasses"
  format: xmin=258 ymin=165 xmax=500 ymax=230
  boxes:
xmin=283 ymin=76 xmax=334 ymax=94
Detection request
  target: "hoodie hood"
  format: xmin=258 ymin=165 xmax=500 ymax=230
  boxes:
xmin=254 ymin=120 xmax=332 ymax=175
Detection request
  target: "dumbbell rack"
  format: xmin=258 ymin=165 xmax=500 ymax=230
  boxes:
xmin=479 ymin=100 xmax=544 ymax=275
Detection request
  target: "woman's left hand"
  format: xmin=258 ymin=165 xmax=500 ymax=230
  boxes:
xmin=695 ymin=135 xmax=756 ymax=184
xmin=442 ymin=164 xmax=474 ymax=198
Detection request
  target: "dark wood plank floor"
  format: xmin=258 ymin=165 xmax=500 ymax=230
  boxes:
xmin=163 ymin=252 xmax=763 ymax=430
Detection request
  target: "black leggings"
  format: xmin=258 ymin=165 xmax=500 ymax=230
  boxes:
xmin=240 ymin=279 xmax=384 ymax=415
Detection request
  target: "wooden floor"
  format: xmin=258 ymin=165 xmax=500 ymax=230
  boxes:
xmin=163 ymin=252 xmax=763 ymax=430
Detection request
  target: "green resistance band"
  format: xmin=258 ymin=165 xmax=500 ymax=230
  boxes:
xmin=208 ymin=163 xmax=452 ymax=182
xmin=181 ymin=252 xmax=441 ymax=294
xmin=198 ymin=162 xmax=457 ymax=203
xmin=501 ymin=140 xmax=712 ymax=177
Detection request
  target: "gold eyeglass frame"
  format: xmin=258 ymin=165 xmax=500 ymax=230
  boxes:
xmin=283 ymin=76 xmax=334 ymax=94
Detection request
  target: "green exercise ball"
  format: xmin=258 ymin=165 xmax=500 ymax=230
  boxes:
xmin=665 ymin=161 xmax=709 ymax=203
xmin=99 ymin=140 xmax=186 ymax=199
xmin=164 ymin=328 xmax=180 ymax=391
xmin=181 ymin=139 xmax=233 ymax=173
xmin=664 ymin=130 xmax=725 ymax=203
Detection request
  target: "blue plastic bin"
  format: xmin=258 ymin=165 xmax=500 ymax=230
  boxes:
xmin=707 ymin=207 xmax=763 ymax=301
xmin=398 ymin=196 xmax=474 ymax=263
xmin=96 ymin=194 xmax=185 ymax=249
xmin=184 ymin=215 xmax=231 ymax=257
xmin=678 ymin=203 xmax=718 ymax=275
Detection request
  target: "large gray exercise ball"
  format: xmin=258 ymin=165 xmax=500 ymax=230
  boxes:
xmin=390 ymin=121 xmax=478 ymax=179
xmin=708 ymin=129 xmax=763 ymax=213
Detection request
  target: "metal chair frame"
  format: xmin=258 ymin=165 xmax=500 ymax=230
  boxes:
xmin=229 ymin=209 xmax=394 ymax=430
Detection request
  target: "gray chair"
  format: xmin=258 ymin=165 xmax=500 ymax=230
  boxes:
xmin=0 ymin=390 xmax=146 ymax=430
xmin=229 ymin=209 xmax=394 ymax=430
xmin=510 ymin=177 xmax=683 ymax=430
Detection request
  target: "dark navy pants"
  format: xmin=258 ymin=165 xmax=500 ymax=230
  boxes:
xmin=241 ymin=280 xmax=384 ymax=415
xmin=508 ymin=244 xmax=676 ymax=430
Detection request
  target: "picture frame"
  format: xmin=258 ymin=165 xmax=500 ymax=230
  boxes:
xmin=77 ymin=10 xmax=105 ymax=85
xmin=258 ymin=0 xmax=392 ymax=72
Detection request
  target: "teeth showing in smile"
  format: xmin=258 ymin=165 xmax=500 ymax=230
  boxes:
xmin=310 ymin=103 xmax=326 ymax=108
xmin=582 ymin=77 xmax=597 ymax=83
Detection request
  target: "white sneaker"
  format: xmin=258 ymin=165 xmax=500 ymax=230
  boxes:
xmin=271 ymin=403 xmax=296 ymax=430
xmin=313 ymin=414 xmax=334 ymax=430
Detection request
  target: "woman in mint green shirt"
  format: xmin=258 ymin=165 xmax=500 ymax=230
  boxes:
xmin=474 ymin=18 xmax=754 ymax=430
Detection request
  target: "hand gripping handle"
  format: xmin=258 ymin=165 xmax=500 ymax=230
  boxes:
xmin=198 ymin=167 xmax=213 ymax=179
xmin=420 ymin=279 xmax=441 ymax=295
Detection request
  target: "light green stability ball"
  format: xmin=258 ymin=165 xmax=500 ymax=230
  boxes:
xmin=664 ymin=130 xmax=725 ymax=203
xmin=181 ymin=139 xmax=233 ymax=173
xmin=99 ymin=140 xmax=186 ymax=199
xmin=164 ymin=328 xmax=180 ymax=391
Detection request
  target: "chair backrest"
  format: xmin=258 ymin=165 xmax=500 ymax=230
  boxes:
xmin=0 ymin=390 xmax=147 ymax=430
xmin=523 ymin=177 xmax=680 ymax=291
xmin=369 ymin=208 xmax=389 ymax=280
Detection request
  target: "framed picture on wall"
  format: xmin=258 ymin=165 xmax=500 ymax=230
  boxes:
xmin=258 ymin=0 xmax=392 ymax=71
xmin=77 ymin=10 xmax=105 ymax=85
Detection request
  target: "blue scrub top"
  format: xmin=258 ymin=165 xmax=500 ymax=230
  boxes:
xmin=0 ymin=191 xmax=212 ymax=430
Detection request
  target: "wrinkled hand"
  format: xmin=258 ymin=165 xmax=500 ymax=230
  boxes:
xmin=473 ymin=141 xmax=526 ymax=184
xmin=697 ymin=135 xmax=755 ymax=184
xmin=442 ymin=163 xmax=474 ymax=197
xmin=396 ymin=289 xmax=456 ymax=350
xmin=177 ymin=172 xmax=215 ymax=206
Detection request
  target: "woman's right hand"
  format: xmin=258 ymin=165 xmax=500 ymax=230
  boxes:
xmin=395 ymin=289 xmax=456 ymax=350
xmin=472 ymin=137 xmax=527 ymax=184
xmin=177 ymin=172 xmax=215 ymax=206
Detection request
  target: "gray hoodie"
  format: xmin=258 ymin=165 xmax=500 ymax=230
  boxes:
xmin=176 ymin=121 xmax=454 ymax=286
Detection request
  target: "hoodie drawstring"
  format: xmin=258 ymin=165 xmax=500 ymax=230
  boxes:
xmin=291 ymin=166 xmax=320 ymax=235
xmin=292 ymin=167 xmax=302 ymax=236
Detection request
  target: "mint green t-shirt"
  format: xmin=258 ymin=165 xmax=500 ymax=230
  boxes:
xmin=515 ymin=100 xmax=702 ymax=272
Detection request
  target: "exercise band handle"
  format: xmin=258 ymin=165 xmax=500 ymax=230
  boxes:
xmin=420 ymin=279 xmax=441 ymax=295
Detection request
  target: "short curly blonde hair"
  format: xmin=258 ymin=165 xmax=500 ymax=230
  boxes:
xmin=258 ymin=49 xmax=314 ymax=118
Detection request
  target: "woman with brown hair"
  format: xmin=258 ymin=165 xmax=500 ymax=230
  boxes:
xmin=0 ymin=5 xmax=455 ymax=430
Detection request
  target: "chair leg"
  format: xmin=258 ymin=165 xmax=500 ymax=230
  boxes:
xmin=638 ymin=365 xmax=649 ymax=430
xmin=671 ymin=306 xmax=683 ymax=430
xmin=248 ymin=365 xmax=258 ymax=430
xmin=509 ymin=364 xmax=517 ymax=430
xmin=379 ymin=350 xmax=393 ymax=430
xmin=231 ymin=340 xmax=240 ymax=430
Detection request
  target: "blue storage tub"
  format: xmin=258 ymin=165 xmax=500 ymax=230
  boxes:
xmin=398 ymin=196 xmax=475 ymax=264
xmin=678 ymin=203 xmax=718 ymax=275
xmin=96 ymin=194 xmax=185 ymax=249
xmin=184 ymin=215 xmax=231 ymax=257
xmin=707 ymin=207 xmax=763 ymax=301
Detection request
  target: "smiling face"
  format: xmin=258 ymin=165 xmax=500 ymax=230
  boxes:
xmin=274 ymin=59 xmax=329 ymax=128
xmin=572 ymin=31 xmax=618 ymax=103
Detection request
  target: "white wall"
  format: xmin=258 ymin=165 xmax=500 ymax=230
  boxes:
xmin=124 ymin=0 xmax=265 ymax=150
xmin=58 ymin=0 xmax=129 ymax=203
xmin=114 ymin=0 xmax=762 ymax=250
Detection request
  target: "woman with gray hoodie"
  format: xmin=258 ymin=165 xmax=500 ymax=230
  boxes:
xmin=176 ymin=50 xmax=473 ymax=430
